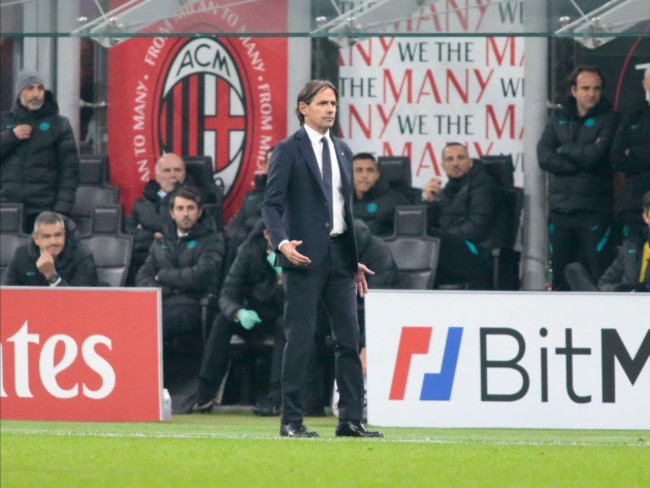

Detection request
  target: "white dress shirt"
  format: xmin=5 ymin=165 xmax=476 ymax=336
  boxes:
xmin=303 ymin=124 xmax=347 ymax=235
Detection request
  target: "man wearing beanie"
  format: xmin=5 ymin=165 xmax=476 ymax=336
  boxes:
xmin=1 ymin=69 xmax=80 ymax=232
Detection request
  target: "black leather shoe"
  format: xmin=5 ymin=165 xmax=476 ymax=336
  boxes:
xmin=335 ymin=420 xmax=383 ymax=438
xmin=280 ymin=421 xmax=319 ymax=438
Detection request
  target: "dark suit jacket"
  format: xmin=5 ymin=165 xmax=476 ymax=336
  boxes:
xmin=262 ymin=126 xmax=358 ymax=272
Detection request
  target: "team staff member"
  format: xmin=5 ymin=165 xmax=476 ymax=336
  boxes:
xmin=262 ymin=79 xmax=382 ymax=438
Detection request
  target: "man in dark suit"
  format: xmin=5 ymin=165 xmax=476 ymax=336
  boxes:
xmin=262 ymin=80 xmax=382 ymax=438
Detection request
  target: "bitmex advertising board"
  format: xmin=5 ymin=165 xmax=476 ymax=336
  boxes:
xmin=0 ymin=288 xmax=163 ymax=422
xmin=366 ymin=291 xmax=650 ymax=429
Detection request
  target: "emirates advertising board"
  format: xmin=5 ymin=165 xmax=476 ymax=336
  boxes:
xmin=0 ymin=288 xmax=163 ymax=422
xmin=107 ymin=0 xmax=288 ymax=219
xmin=366 ymin=291 xmax=650 ymax=429
xmin=337 ymin=0 xmax=526 ymax=188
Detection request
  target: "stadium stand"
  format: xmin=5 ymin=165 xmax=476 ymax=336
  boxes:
xmin=0 ymin=203 xmax=30 ymax=283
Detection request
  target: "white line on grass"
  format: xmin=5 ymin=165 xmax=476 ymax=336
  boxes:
xmin=2 ymin=429 xmax=648 ymax=447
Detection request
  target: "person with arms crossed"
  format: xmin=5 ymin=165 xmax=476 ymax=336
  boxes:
xmin=262 ymin=79 xmax=382 ymax=438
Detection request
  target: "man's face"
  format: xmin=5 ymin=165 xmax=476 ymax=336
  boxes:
xmin=643 ymin=209 xmax=650 ymax=229
xmin=170 ymin=196 xmax=202 ymax=233
xmin=571 ymin=71 xmax=602 ymax=116
xmin=20 ymin=83 xmax=45 ymax=111
xmin=441 ymin=145 xmax=473 ymax=179
xmin=33 ymin=222 xmax=66 ymax=257
xmin=353 ymin=158 xmax=380 ymax=194
xmin=643 ymin=72 xmax=650 ymax=104
xmin=156 ymin=155 xmax=186 ymax=193
xmin=300 ymin=87 xmax=337 ymax=135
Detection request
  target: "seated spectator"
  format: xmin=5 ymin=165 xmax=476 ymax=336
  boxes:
xmin=226 ymin=146 xmax=274 ymax=251
xmin=136 ymin=186 xmax=225 ymax=341
xmin=610 ymin=67 xmax=650 ymax=239
xmin=3 ymin=211 xmax=98 ymax=287
xmin=598 ymin=190 xmax=650 ymax=292
xmin=424 ymin=142 xmax=503 ymax=289
xmin=187 ymin=219 xmax=284 ymax=414
xmin=126 ymin=153 xmax=211 ymax=284
xmin=0 ymin=69 xmax=80 ymax=232
xmin=353 ymin=152 xmax=409 ymax=237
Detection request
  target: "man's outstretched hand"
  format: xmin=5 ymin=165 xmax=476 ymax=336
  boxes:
xmin=355 ymin=263 xmax=374 ymax=297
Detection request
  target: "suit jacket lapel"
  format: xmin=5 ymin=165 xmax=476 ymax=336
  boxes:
xmin=332 ymin=138 xmax=351 ymax=198
xmin=296 ymin=127 xmax=326 ymax=195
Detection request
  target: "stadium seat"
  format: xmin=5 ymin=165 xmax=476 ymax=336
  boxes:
xmin=70 ymin=185 xmax=120 ymax=236
xmin=0 ymin=202 xmax=24 ymax=234
xmin=377 ymin=156 xmax=421 ymax=204
xmin=383 ymin=206 xmax=441 ymax=289
xmin=183 ymin=155 xmax=224 ymax=205
xmin=79 ymin=155 xmax=110 ymax=185
xmin=80 ymin=206 xmax=132 ymax=287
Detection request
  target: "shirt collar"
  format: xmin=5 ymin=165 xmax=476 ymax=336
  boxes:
xmin=303 ymin=124 xmax=330 ymax=145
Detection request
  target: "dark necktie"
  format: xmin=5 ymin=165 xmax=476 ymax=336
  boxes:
xmin=321 ymin=136 xmax=334 ymax=228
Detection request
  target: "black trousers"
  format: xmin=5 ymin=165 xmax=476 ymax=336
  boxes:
xmin=162 ymin=305 xmax=201 ymax=341
xmin=549 ymin=214 xmax=613 ymax=291
xmin=197 ymin=312 xmax=284 ymax=402
xmin=281 ymin=238 xmax=363 ymax=424
xmin=428 ymin=228 xmax=493 ymax=290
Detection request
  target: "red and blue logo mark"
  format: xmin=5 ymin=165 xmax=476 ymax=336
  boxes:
xmin=389 ymin=327 xmax=463 ymax=401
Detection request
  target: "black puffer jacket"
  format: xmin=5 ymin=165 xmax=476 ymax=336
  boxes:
xmin=3 ymin=218 xmax=97 ymax=287
xmin=0 ymin=91 xmax=79 ymax=215
xmin=598 ymin=227 xmax=649 ymax=292
xmin=125 ymin=175 xmax=212 ymax=257
xmin=610 ymin=104 xmax=650 ymax=216
xmin=537 ymin=97 xmax=619 ymax=215
xmin=353 ymin=178 xmax=409 ymax=237
xmin=218 ymin=221 xmax=284 ymax=324
xmin=427 ymin=161 xmax=502 ymax=247
xmin=225 ymin=173 xmax=267 ymax=248
xmin=135 ymin=220 xmax=225 ymax=307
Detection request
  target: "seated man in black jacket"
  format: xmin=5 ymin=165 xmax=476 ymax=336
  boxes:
xmin=598 ymin=191 xmax=650 ymax=292
xmin=126 ymin=153 xmax=217 ymax=285
xmin=187 ymin=219 xmax=285 ymax=413
xmin=136 ymin=185 xmax=225 ymax=340
xmin=424 ymin=143 xmax=503 ymax=289
xmin=353 ymin=153 xmax=410 ymax=237
xmin=4 ymin=211 xmax=98 ymax=287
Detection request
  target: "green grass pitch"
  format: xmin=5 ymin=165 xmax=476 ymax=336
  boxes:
xmin=2 ymin=413 xmax=648 ymax=488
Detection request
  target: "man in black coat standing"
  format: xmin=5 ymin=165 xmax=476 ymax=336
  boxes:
xmin=136 ymin=186 xmax=225 ymax=341
xmin=4 ymin=211 xmax=97 ymax=287
xmin=537 ymin=65 xmax=619 ymax=290
xmin=0 ymin=69 xmax=80 ymax=232
xmin=262 ymin=79 xmax=381 ymax=438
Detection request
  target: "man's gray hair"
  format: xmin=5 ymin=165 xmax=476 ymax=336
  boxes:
xmin=33 ymin=211 xmax=65 ymax=235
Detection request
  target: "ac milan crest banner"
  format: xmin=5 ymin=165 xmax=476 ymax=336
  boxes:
xmin=107 ymin=1 xmax=288 ymax=219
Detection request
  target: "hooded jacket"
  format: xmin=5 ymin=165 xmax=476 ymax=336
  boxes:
xmin=537 ymin=97 xmax=619 ymax=216
xmin=225 ymin=173 xmax=267 ymax=247
xmin=3 ymin=218 xmax=98 ymax=287
xmin=0 ymin=90 xmax=79 ymax=215
xmin=135 ymin=218 xmax=225 ymax=307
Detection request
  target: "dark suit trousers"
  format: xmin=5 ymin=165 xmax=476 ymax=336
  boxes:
xmin=281 ymin=238 xmax=363 ymax=424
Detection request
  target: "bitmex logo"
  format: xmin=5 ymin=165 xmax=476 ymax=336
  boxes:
xmin=389 ymin=327 xmax=463 ymax=401
xmin=389 ymin=326 xmax=650 ymax=403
